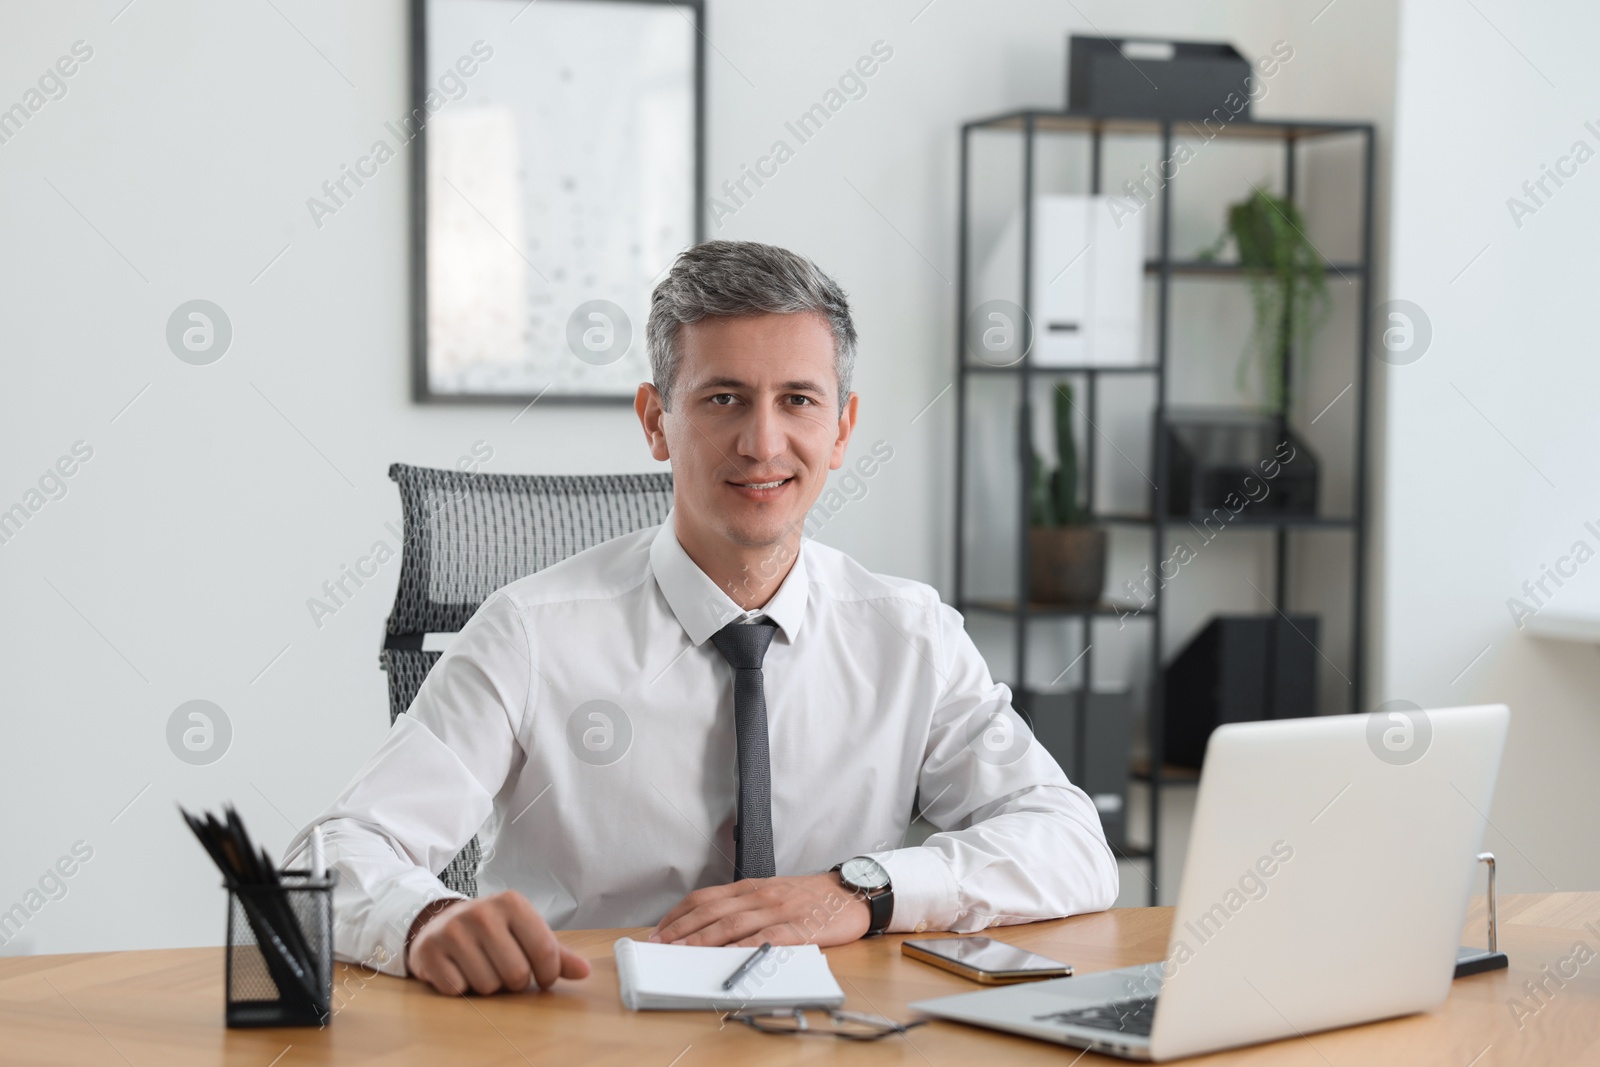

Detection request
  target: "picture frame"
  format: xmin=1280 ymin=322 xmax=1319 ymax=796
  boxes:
xmin=410 ymin=0 xmax=705 ymax=404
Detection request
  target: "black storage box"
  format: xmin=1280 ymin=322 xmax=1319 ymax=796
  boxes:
xmin=1022 ymin=688 xmax=1133 ymax=849
xmin=1165 ymin=410 xmax=1318 ymax=518
xmin=1067 ymin=36 xmax=1253 ymax=121
xmin=1164 ymin=615 xmax=1319 ymax=768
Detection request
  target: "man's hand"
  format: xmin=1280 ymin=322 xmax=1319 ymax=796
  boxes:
xmin=407 ymin=890 xmax=592 ymax=996
xmin=650 ymin=874 xmax=870 ymax=947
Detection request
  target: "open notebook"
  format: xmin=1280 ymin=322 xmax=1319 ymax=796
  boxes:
xmin=613 ymin=938 xmax=846 ymax=1012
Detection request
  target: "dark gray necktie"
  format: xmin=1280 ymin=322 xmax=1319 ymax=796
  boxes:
xmin=710 ymin=618 xmax=779 ymax=881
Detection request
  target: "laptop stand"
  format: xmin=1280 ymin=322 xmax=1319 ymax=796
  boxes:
xmin=1454 ymin=852 xmax=1509 ymax=979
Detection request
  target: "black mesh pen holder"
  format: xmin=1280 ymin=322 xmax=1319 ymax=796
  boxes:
xmin=224 ymin=869 xmax=337 ymax=1028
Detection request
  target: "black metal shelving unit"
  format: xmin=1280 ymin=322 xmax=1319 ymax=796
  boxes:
xmin=952 ymin=111 xmax=1375 ymax=905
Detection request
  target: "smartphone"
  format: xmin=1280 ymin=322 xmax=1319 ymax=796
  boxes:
xmin=901 ymin=937 xmax=1073 ymax=984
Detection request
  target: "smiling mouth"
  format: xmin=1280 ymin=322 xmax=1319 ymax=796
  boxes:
xmin=733 ymin=478 xmax=791 ymax=490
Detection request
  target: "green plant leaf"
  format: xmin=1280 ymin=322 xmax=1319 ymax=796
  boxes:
xmin=1030 ymin=451 xmax=1055 ymax=527
xmin=1203 ymin=187 xmax=1333 ymax=413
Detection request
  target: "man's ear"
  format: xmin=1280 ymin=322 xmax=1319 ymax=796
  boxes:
xmin=635 ymin=383 xmax=672 ymax=462
xmin=828 ymin=392 xmax=859 ymax=471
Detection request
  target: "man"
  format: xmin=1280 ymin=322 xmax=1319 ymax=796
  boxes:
xmin=289 ymin=240 xmax=1117 ymax=996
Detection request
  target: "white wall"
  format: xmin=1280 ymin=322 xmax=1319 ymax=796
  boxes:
xmin=1382 ymin=0 xmax=1600 ymax=893
xmin=0 ymin=0 xmax=1396 ymax=954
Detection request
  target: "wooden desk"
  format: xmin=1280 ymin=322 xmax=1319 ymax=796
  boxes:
xmin=4 ymin=893 xmax=1598 ymax=1065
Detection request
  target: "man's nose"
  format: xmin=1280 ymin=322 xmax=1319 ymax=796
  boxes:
xmin=735 ymin=402 xmax=786 ymax=465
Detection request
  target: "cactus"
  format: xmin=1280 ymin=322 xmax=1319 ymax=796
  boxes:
xmin=1031 ymin=382 xmax=1088 ymax=527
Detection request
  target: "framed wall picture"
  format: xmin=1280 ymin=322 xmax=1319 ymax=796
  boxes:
xmin=411 ymin=0 xmax=704 ymax=403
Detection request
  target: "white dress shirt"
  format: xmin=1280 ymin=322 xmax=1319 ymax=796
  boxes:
xmin=287 ymin=514 xmax=1117 ymax=975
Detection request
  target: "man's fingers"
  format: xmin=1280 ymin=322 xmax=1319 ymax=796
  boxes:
xmin=441 ymin=929 xmax=504 ymax=995
xmin=426 ymin=956 xmax=472 ymax=997
xmin=652 ymin=880 xmax=755 ymax=936
xmin=451 ymin=900 xmax=536 ymax=992
xmin=559 ymin=946 xmax=592 ymax=980
xmin=503 ymin=895 xmax=566 ymax=989
xmin=472 ymin=916 xmax=535 ymax=992
xmin=656 ymin=892 xmax=767 ymax=944
xmin=675 ymin=908 xmax=780 ymax=947
xmin=407 ymin=892 xmax=587 ymax=995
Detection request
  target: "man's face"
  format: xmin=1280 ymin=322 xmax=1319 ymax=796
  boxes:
xmin=637 ymin=311 xmax=857 ymax=550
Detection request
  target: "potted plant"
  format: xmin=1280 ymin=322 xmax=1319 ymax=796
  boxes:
xmin=1029 ymin=382 xmax=1106 ymax=605
xmin=1199 ymin=187 xmax=1333 ymax=413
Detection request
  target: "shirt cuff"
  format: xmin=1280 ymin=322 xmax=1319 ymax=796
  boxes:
xmin=865 ymin=846 xmax=960 ymax=934
xmin=351 ymin=870 xmax=466 ymax=978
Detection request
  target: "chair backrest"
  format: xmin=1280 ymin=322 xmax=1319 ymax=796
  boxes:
xmin=378 ymin=463 xmax=674 ymax=895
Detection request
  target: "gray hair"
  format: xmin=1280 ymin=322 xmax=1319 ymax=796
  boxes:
xmin=646 ymin=240 xmax=857 ymax=412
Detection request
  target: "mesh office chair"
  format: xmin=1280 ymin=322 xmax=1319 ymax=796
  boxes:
xmin=379 ymin=462 xmax=674 ymax=896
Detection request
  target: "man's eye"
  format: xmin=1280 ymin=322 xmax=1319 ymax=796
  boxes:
xmin=788 ymin=395 xmax=816 ymax=406
xmin=709 ymin=394 xmax=736 ymax=406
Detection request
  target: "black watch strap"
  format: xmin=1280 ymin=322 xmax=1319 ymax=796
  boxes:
xmin=864 ymin=886 xmax=893 ymax=936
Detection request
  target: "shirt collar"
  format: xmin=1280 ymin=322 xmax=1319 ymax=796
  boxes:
xmin=649 ymin=510 xmax=808 ymax=646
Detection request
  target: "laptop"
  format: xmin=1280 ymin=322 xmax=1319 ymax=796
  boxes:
xmin=912 ymin=704 xmax=1510 ymax=1061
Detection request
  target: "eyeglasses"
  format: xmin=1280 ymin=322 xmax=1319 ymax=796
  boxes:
xmin=726 ymin=1007 xmax=929 ymax=1042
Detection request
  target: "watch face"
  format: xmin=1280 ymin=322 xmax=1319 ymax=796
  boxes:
xmin=840 ymin=856 xmax=889 ymax=891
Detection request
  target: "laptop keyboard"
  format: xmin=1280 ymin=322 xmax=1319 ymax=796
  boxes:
xmin=1035 ymin=996 xmax=1159 ymax=1038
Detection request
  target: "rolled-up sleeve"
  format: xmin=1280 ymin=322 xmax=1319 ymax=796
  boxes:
xmin=283 ymin=593 xmax=533 ymax=976
xmin=868 ymin=602 xmax=1119 ymax=933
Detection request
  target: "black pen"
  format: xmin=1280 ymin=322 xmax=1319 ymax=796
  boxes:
xmin=721 ymin=942 xmax=774 ymax=991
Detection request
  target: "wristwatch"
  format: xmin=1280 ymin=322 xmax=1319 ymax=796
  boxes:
xmin=833 ymin=856 xmax=894 ymax=937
